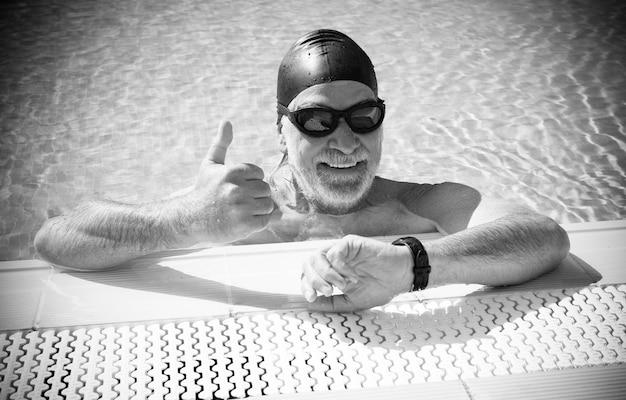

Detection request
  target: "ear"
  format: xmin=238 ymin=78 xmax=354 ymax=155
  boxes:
xmin=277 ymin=118 xmax=287 ymax=154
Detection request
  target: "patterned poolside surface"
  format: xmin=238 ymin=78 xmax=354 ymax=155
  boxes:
xmin=1 ymin=0 xmax=626 ymax=261
xmin=1 ymin=285 xmax=625 ymax=399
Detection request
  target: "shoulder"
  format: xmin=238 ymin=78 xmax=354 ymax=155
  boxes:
xmin=371 ymin=178 xmax=481 ymax=234
xmin=417 ymin=182 xmax=481 ymax=208
xmin=371 ymin=178 xmax=479 ymax=206
xmin=367 ymin=176 xmax=431 ymax=202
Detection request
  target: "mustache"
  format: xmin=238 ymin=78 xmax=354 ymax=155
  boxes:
xmin=314 ymin=148 xmax=370 ymax=165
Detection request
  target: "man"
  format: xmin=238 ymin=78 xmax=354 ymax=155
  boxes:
xmin=34 ymin=29 xmax=570 ymax=311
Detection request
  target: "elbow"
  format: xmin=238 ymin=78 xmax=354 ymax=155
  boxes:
xmin=518 ymin=215 xmax=570 ymax=283
xmin=34 ymin=220 xmax=57 ymax=265
xmin=34 ymin=220 xmax=76 ymax=269
xmin=34 ymin=219 xmax=112 ymax=272
xmin=507 ymin=215 xmax=571 ymax=286
xmin=555 ymin=221 xmax=571 ymax=262
xmin=539 ymin=214 xmax=570 ymax=268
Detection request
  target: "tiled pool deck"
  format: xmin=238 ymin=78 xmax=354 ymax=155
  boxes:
xmin=1 ymin=220 xmax=625 ymax=399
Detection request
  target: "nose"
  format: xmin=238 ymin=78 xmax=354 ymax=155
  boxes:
xmin=328 ymin=119 xmax=360 ymax=153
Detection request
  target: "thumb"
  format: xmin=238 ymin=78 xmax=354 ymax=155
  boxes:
xmin=204 ymin=120 xmax=233 ymax=165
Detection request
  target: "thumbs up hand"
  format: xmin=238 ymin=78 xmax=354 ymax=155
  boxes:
xmin=183 ymin=120 xmax=275 ymax=244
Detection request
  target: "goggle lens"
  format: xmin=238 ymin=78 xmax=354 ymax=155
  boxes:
xmin=278 ymin=99 xmax=385 ymax=137
xmin=350 ymin=105 xmax=383 ymax=130
xmin=298 ymin=109 xmax=335 ymax=132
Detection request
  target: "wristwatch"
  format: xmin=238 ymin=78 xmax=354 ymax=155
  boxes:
xmin=392 ymin=236 xmax=431 ymax=291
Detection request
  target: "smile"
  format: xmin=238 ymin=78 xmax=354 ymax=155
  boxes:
xmin=318 ymin=160 xmax=366 ymax=172
xmin=324 ymin=160 xmax=359 ymax=168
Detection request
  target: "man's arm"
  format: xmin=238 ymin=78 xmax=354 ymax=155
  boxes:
xmin=426 ymin=210 xmax=570 ymax=287
xmin=419 ymin=183 xmax=570 ymax=287
xmin=35 ymin=198 xmax=197 ymax=270
xmin=302 ymin=183 xmax=570 ymax=311
xmin=34 ymin=121 xmax=274 ymax=271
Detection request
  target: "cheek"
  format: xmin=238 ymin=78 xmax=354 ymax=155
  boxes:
xmin=362 ymin=131 xmax=383 ymax=154
xmin=284 ymin=136 xmax=309 ymax=168
xmin=286 ymin=131 xmax=324 ymax=162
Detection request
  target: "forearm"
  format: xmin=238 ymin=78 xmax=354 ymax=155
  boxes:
xmin=424 ymin=213 xmax=570 ymax=287
xmin=34 ymin=198 xmax=197 ymax=270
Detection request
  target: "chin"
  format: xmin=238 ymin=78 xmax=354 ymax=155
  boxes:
xmin=291 ymin=157 xmax=379 ymax=214
xmin=312 ymin=176 xmax=374 ymax=215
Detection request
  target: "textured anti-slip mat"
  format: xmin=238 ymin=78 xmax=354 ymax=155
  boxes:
xmin=1 ymin=285 xmax=624 ymax=399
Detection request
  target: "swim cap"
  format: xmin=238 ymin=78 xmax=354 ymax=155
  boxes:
xmin=277 ymin=29 xmax=378 ymax=106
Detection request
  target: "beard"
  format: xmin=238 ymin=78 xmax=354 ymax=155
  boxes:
xmin=292 ymin=147 xmax=379 ymax=215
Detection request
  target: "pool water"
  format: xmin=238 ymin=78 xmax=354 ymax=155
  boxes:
xmin=1 ymin=0 xmax=625 ymax=261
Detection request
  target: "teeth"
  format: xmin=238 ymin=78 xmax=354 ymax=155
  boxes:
xmin=326 ymin=161 xmax=358 ymax=168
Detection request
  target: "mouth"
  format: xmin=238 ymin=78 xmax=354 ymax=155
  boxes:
xmin=318 ymin=160 xmax=367 ymax=173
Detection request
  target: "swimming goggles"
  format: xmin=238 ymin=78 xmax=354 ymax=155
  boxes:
xmin=277 ymin=99 xmax=385 ymax=137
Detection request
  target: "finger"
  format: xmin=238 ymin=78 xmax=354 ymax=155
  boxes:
xmin=257 ymin=202 xmax=281 ymax=227
xmin=252 ymin=197 xmax=275 ymax=216
xmin=227 ymin=176 xmax=271 ymax=198
xmin=301 ymin=254 xmax=334 ymax=299
xmin=303 ymin=252 xmax=347 ymax=293
xmin=306 ymin=294 xmax=359 ymax=313
xmin=242 ymin=163 xmax=265 ymax=181
xmin=301 ymin=275 xmax=317 ymax=302
xmin=307 ymin=267 xmax=334 ymax=297
xmin=250 ymin=212 xmax=273 ymax=231
xmin=204 ymin=120 xmax=233 ymax=165
xmin=227 ymin=163 xmax=265 ymax=181
xmin=248 ymin=180 xmax=272 ymax=199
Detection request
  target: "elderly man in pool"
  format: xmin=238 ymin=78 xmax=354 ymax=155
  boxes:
xmin=34 ymin=29 xmax=570 ymax=312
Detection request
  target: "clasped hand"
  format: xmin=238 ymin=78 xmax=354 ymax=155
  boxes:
xmin=301 ymin=235 xmax=414 ymax=312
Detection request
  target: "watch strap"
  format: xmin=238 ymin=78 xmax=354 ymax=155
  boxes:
xmin=392 ymin=236 xmax=431 ymax=291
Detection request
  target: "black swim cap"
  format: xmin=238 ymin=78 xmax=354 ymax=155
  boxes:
xmin=277 ymin=29 xmax=378 ymax=106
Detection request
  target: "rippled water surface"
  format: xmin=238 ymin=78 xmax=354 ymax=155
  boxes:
xmin=1 ymin=0 xmax=625 ymax=260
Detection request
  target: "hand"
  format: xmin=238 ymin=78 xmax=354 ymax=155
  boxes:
xmin=183 ymin=120 xmax=275 ymax=244
xmin=301 ymin=235 xmax=414 ymax=312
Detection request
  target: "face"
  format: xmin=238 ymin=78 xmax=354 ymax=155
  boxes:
xmin=278 ymin=81 xmax=383 ymax=214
